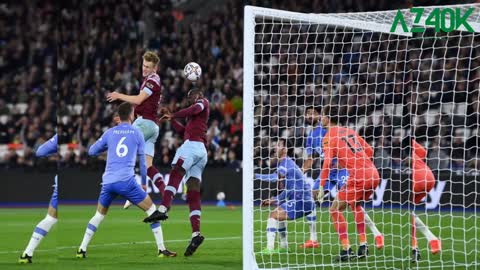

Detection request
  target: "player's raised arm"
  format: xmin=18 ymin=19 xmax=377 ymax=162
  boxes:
xmin=255 ymin=173 xmax=279 ymax=182
xmin=88 ymin=132 xmax=109 ymax=156
xmin=36 ymin=134 xmax=58 ymax=157
xmin=172 ymin=89 xmax=206 ymax=118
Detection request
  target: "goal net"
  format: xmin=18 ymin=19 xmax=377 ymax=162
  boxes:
xmin=243 ymin=4 xmax=480 ymax=270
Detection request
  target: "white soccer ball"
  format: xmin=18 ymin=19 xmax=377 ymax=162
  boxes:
xmin=216 ymin=191 xmax=226 ymax=201
xmin=183 ymin=62 xmax=202 ymax=81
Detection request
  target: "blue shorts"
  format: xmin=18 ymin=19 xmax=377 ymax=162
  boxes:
xmin=279 ymin=200 xmax=314 ymax=220
xmin=313 ymin=169 xmax=349 ymax=191
xmin=133 ymin=117 xmax=159 ymax=157
xmin=49 ymin=175 xmax=58 ymax=210
xmin=172 ymin=140 xmax=208 ymax=181
xmin=99 ymin=177 xmax=147 ymax=208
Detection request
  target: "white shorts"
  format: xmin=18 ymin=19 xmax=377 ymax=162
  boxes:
xmin=132 ymin=117 xmax=159 ymax=157
xmin=172 ymin=140 xmax=208 ymax=181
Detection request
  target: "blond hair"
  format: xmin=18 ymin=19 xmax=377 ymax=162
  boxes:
xmin=143 ymin=51 xmax=160 ymax=66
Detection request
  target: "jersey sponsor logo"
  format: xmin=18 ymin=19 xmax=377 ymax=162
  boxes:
xmin=146 ymin=82 xmax=154 ymax=89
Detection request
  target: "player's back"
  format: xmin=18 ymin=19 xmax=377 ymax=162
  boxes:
xmin=135 ymin=73 xmax=161 ymax=122
xmin=101 ymin=123 xmax=143 ymax=185
xmin=278 ymin=157 xmax=312 ymax=201
xmin=325 ymin=126 xmax=375 ymax=175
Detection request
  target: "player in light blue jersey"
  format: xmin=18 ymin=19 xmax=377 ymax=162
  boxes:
xmin=19 ymin=134 xmax=58 ymax=264
xmin=256 ymin=138 xmax=314 ymax=254
xmin=76 ymin=102 xmax=176 ymax=259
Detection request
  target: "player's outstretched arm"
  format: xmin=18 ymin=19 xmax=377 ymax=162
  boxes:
xmin=106 ymin=91 xmax=150 ymax=105
xmin=412 ymin=139 xmax=427 ymax=160
xmin=171 ymin=119 xmax=186 ymax=134
xmin=173 ymin=100 xmax=206 ymax=118
xmin=36 ymin=134 xmax=57 ymax=157
xmin=255 ymin=173 xmax=279 ymax=182
xmin=88 ymin=132 xmax=109 ymax=156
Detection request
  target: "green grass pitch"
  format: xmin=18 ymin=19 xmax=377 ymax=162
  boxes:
xmin=0 ymin=205 xmax=242 ymax=270
xmin=254 ymin=207 xmax=480 ymax=270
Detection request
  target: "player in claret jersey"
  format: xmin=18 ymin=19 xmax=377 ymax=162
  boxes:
xmin=19 ymin=135 xmax=58 ymax=264
xmin=144 ymin=88 xmax=209 ymax=257
xmin=107 ymin=51 xmax=166 ymax=202
xmin=318 ymin=105 xmax=381 ymax=262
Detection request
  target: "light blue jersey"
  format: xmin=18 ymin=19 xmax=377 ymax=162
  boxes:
xmin=89 ymin=123 xmax=147 ymax=185
xmin=274 ymin=157 xmax=313 ymax=202
xmin=306 ymin=125 xmax=349 ymax=191
xmin=36 ymin=134 xmax=58 ymax=209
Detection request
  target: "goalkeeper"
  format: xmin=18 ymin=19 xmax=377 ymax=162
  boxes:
xmin=255 ymin=138 xmax=314 ymax=254
xmin=302 ymin=107 xmax=383 ymax=251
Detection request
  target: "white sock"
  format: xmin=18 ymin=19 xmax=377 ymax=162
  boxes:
xmin=414 ymin=213 xmax=437 ymax=241
xmin=24 ymin=214 xmax=57 ymax=256
xmin=363 ymin=207 xmax=381 ymax=237
xmin=146 ymin=204 xmax=156 ymax=216
xmin=278 ymin=221 xmax=288 ymax=249
xmin=266 ymin=218 xmax=278 ymax=250
xmin=306 ymin=210 xmax=317 ymax=241
xmin=79 ymin=211 xmax=105 ymax=251
xmin=150 ymin=222 xmax=166 ymax=251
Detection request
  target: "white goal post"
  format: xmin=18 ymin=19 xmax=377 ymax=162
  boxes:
xmin=243 ymin=4 xmax=480 ymax=270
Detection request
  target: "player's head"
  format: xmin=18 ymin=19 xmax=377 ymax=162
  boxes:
xmin=275 ymin=138 xmax=294 ymax=158
xmin=321 ymin=104 xmax=339 ymax=127
xmin=117 ymin=102 xmax=134 ymax=123
xmin=187 ymin=88 xmax=203 ymax=104
xmin=305 ymin=106 xmax=321 ymax=125
xmin=142 ymin=51 xmax=160 ymax=77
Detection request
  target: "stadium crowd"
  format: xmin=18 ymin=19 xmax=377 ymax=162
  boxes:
xmin=1 ymin=0 xmax=479 ymax=175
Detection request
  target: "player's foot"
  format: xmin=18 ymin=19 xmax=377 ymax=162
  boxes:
xmin=335 ymin=248 xmax=356 ymax=262
xmin=184 ymin=234 xmax=205 ymax=256
xmin=158 ymin=249 xmax=177 ymax=258
xmin=375 ymin=235 xmax=384 ymax=249
xmin=123 ymin=200 xmax=132 ymax=209
xmin=429 ymin=239 xmax=441 ymax=255
xmin=76 ymin=248 xmax=86 ymax=258
xmin=143 ymin=209 xmax=168 ymax=223
xmin=300 ymin=240 xmax=320 ymax=248
xmin=357 ymin=244 xmax=369 ymax=259
xmin=18 ymin=253 xmax=32 ymax=264
xmin=411 ymin=248 xmax=421 ymax=263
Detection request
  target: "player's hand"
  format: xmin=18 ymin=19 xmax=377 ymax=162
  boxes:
xmin=316 ymin=187 xmax=325 ymax=204
xmin=106 ymin=92 xmax=121 ymax=102
xmin=261 ymin=198 xmax=275 ymax=206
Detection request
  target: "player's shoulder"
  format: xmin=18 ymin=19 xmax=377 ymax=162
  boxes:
xmin=197 ymin=97 xmax=209 ymax=105
xmin=145 ymin=73 xmax=161 ymax=86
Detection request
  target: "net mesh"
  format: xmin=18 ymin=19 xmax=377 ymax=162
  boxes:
xmin=247 ymin=4 xmax=480 ymax=269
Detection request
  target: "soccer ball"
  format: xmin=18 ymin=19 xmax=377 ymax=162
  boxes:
xmin=183 ymin=62 xmax=202 ymax=81
xmin=216 ymin=191 xmax=226 ymax=201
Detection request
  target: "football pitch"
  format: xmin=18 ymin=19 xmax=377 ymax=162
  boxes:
xmin=0 ymin=205 xmax=242 ymax=270
xmin=253 ymin=207 xmax=480 ymax=270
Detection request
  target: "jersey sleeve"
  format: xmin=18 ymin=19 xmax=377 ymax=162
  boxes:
xmin=173 ymin=99 xmax=206 ymax=118
xmin=319 ymin=135 xmax=334 ymax=188
xmin=142 ymin=79 xmax=160 ymax=96
xmin=36 ymin=134 xmax=58 ymax=157
xmin=88 ymin=130 xmax=109 ymax=156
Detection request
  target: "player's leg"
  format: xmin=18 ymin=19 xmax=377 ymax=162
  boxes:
xmin=330 ymin=192 xmax=355 ymax=262
xmin=77 ymin=202 xmax=109 ymax=258
xmin=184 ymin=150 xmax=207 ymax=256
xmin=124 ymin=178 xmax=176 ymax=257
xmin=301 ymin=179 xmax=320 ymax=248
xmin=19 ymin=178 xmax=58 ymax=264
xmin=262 ymin=206 xmax=289 ymax=253
xmin=361 ymin=206 xmax=384 ymax=249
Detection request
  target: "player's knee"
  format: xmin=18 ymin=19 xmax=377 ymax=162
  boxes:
xmin=172 ymin=161 xmax=186 ymax=176
xmin=186 ymin=178 xmax=201 ymax=191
